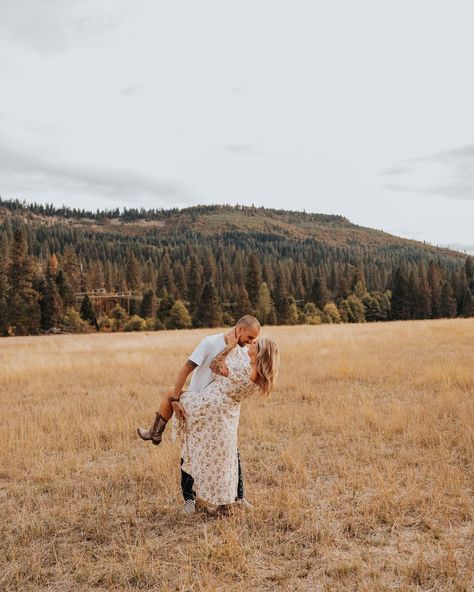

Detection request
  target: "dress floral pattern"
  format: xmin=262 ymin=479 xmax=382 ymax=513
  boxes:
xmin=172 ymin=354 xmax=259 ymax=506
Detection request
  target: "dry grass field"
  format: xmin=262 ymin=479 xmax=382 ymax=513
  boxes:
xmin=1 ymin=320 xmax=473 ymax=591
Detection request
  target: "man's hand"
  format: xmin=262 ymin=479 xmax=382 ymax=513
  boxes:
xmin=171 ymin=400 xmax=187 ymax=421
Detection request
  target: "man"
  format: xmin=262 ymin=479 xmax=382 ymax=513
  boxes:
xmin=170 ymin=315 xmax=261 ymax=515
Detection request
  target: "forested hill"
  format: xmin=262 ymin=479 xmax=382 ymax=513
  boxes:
xmin=0 ymin=198 xmax=464 ymax=254
xmin=0 ymin=197 xmax=473 ymax=336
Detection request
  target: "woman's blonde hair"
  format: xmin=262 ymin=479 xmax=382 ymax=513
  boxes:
xmin=255 ymin=337 xmax=279 ymax=397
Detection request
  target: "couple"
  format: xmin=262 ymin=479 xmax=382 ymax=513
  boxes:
xmin=137 ymin=315 xmax=279 ymax=515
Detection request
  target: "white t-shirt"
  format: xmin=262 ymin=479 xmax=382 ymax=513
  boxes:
xmin=188 ymin=333 xmax=250 ymax=392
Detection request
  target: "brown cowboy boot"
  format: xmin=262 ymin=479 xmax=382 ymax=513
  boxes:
xmin=137 ymin=412 xmax=168 ymax=445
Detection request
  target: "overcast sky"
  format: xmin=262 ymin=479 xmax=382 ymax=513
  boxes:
xmin=1 ymin=0 xmax=473 ymax=251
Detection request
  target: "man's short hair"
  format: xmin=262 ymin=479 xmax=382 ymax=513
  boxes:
xmin=236 ymin=315 xmax=261 ymax=330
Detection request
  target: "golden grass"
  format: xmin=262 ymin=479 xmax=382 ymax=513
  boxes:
xmin=1 ymin=320 xmax=473 ymax=591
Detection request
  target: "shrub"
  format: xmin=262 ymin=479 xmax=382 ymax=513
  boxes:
xmin=124 ymin=315 xmax=146 ymax=332
xmin=97 ymin=315 xmax=111 ymax=332
xmin=323 ymin=302 xmax=342 ymax=324
xmin=167 ymin=300 xmax=192 ymax=329
xmin=303 ymin=302 xmax=322 ymax=325
xmin=62 ymin=307 xmax=90 ymax=333
xmin=338 ymin=295 xmax=366 ymax=323
xmin=145 ymin=317 xmax=158 ymax=331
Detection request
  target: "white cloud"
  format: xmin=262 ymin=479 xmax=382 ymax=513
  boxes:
xmin=383 ymin=144 xmax=474 ymax=201
xmin=0 ymin=142 xmax=192 ymax=205
xmin=0 ymin=0 xmax=131 ymax=53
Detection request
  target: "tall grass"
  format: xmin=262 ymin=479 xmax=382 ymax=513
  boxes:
xmin=1 ymin=320 xmax=473 ymax=591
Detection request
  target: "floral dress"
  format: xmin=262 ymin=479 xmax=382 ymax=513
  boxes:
xmin=172 ymin=354 xmax=260 ymax=506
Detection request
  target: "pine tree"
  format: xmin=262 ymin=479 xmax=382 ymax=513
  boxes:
xmin=192 ymin=281 xmax=223 ymax=328
xmin=55 ymin=270 xmax=76 ymax=308
xmin=453 ymin=269 xmax=468 ymax=316
xmin=407 ymin=271 xmax=419 ymax=319
xmin=311 ymin=273 xmax=330 ymax=308
xmin=462 ymin=288 xmax=474 ymax=317
xmin=90 ymin=260 xmax=105 ymax=289
xmin=416 ymin=267 xmax=431 ymax=320
xmin=49 ymin=253 xmax=58 ymax=275
xmin=140 ymin=289 xmax=157 ymax=319
xmin=267 ymin=307 xmax=278 ymax=325
xmin=338 ymin=265 xmax=352 ymax=299
xmin=354 ymin=279 xmax=368 ymax=299
xmin=129 ymin=298 xmax=140 ymax=316
xmin=351 ymin=265 xmax=365 ymax=292
xmin=233 ymin=252 xmax=246 ymax=286
xmin=246 ymin=252 xmax=262 ymax=306
xmin=173 ymin=261 xmax=187 ymax=299
xmin=126 ymin=251 xmax=141 ymax=291
xmin=157 ymin=251 xmax=175 ymax=296
xmin=62 ymin=244 xmax=81 ymax=292
xmin=291 ymin=263 xmax=305 ymax=300
xmin=186 ymin=255 xmax=203 ymax=311
xmin=202 ymin=249 xmax=218 ymax=284
xmin=427 ymin=262 xmax=441 ymax=318
xmin=156 ymin=291 xmax=175 ymax=327
xmin=287 ymin=296 xmax=300 ymax=325
xmin=329 ymin=265 xmax=339 ymax=294
xmin=168 ymin=300 xmax=192 ymax=329
xmin=234 ymin=284 xmax=253 ymax=319
xmin=439 ymin=281 xmax=457 ymax=318
xmin=273 ymin=269 xmax=292 ymax=324
xmin=465 ymin=256 xmax=474 ymax=291
xmin=80 ymin=294 xmax=96 ymax=325
xmin=40 ymin=259 xmax=63 ymax=330
xmin=7 ymin=228 xmax=41 ymax=335
xmin=255 ymin=282 xmax=274 ymax=325
xmin=103 ymin=260 xmax=114 ymax=292
xmin=262 ymin=259 xmax=275 ymax=291
xmin=391 ymin=267 xmax=410 ymax=320
xmin=220 ymin=257 xmax=233 ymax=301
xmin=0 ymin=236 xmax=9 ymax=335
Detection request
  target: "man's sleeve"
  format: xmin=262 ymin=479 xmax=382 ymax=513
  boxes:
xmin=188 ymin=337 xmax=209 ymax=367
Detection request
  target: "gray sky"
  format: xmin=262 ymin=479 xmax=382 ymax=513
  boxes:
xmin=1 ymin=0 xmax=473 ymax=251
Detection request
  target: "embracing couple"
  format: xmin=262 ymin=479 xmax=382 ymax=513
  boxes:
xmin=137 ymin=315 xmax=280 ymax=515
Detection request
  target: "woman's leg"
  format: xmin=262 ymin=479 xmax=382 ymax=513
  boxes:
xmin=137 ymin=389 xmax=175 ymax=443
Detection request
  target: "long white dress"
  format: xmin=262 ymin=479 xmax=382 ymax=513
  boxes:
xmin=172 ymin=355 xmax=259 ymax=506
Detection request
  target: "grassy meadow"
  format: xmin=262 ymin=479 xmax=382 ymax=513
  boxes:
xmin=0 ymin=320 xmax=473 ymax=591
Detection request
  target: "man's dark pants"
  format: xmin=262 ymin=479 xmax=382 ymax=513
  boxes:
xmin=181 ymin=450 xmax=244 ymax=501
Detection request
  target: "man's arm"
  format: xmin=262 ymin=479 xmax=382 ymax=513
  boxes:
xmin=172 ymin=359 xmax=198 ymax=398
xmin=168 ymin=359 xmax=197 ymax=421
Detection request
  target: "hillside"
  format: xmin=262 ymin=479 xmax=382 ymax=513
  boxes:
xmin=0 ymin=199 xmax=464 ymax=259
xmin=0 ymin=197 xmax=473 ymax=336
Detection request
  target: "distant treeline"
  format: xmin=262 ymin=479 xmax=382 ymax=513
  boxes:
xmin=0 ymin=196 xmax=348 ymax=224
xmin=0 ymin=199 xmax=473 ymax=336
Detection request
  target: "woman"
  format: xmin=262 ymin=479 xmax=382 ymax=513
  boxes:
xmin=172 ymin=334 xmax=279 ymax=511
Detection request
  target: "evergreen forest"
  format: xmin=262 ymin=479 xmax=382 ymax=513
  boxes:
xmin=1 ymin=198 xmax=472 ymax=336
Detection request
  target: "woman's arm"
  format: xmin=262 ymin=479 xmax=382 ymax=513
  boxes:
xmin=209 ymin=345 xmax=233 ymax=376
xmin=209 ymin=333 xmax=238 ymax=377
